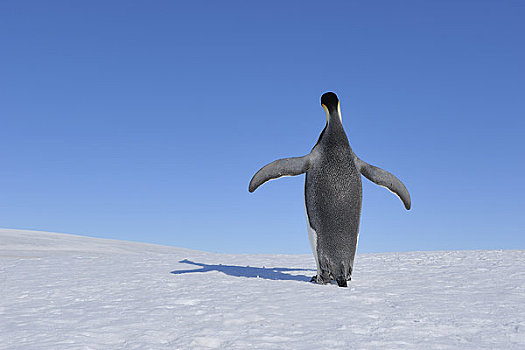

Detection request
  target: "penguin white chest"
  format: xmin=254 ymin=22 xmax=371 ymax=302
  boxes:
xmin=305 ymin=206 xmax=321 ymax=276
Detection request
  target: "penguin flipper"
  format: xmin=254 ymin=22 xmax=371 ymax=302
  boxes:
xmin=249 ymin=155 xmax=312 ymax=192
xmin=355 ymin=157 xmax=411 ymax=210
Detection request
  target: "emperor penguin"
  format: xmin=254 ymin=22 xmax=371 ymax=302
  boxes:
xmin=249 ymin=92 xmax=411 ymax=287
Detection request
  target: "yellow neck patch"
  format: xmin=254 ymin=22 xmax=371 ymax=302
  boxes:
xmin=322 ymin=104 xmax=330 ymax=122
xmin=322 ymin=103 xmax=342 ymax=122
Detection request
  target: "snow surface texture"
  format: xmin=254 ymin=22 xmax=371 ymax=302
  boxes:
xmin=1 ymin=228 xmax=524 ymax=349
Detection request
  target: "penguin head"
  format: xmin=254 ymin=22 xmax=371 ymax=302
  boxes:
xmin=321 ymin=92 xmax=342 ymax=122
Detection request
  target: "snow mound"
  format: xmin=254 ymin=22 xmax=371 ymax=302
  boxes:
xmin=1 ymin=228 xmax=524 ymax=349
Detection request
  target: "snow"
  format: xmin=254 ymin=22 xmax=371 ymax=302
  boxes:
xmin=1 ymin=228 xmax=524 ymax=349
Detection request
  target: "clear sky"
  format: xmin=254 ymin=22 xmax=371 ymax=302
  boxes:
xmin=1 ymin=1 xmax=524 ymax=254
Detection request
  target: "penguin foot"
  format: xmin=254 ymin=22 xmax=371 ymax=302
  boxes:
xmin=336 ymin=277 xmax=348 ymax=287
xmin=310 ymin=275 xmax=333 ymax=285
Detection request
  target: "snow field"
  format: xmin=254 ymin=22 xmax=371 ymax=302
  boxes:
xmin=1 ymin=229 xmax=524 ymax=349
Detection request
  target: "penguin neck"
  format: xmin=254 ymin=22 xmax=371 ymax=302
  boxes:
xmin=315 ymin=106 xmax=350 ymax=150
xmin=316 ymin=117 xmax=349 ymax=148
xmin=326 ymin=114 xmax=344 ymax=133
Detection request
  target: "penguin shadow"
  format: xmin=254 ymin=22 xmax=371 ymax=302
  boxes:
xmin=171 ymin=259 xmax=314 ymax=282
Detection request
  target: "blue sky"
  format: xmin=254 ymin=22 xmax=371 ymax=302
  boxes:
xmin=1 ymin=1 xmax=524 ymax=254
